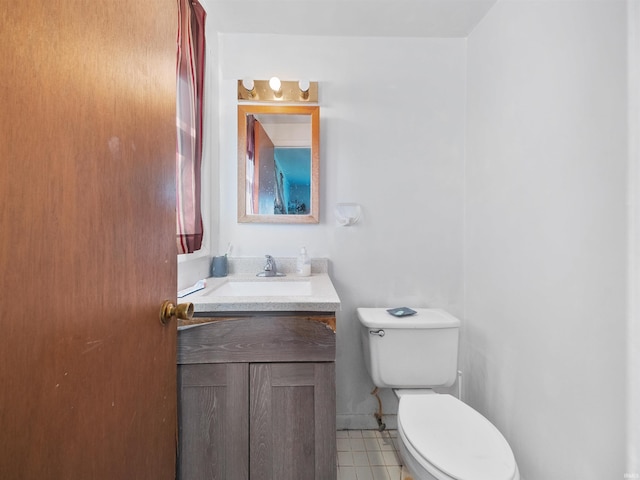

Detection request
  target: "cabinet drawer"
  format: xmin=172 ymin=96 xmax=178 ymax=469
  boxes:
xmin=177 ymin=314 xmax=336 ymax=364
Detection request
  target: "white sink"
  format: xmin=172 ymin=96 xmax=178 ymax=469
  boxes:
xmin=186 ymin=273 xmax=341 ymax=313
xmin=207 ymin=280 xmax=312 ymax=297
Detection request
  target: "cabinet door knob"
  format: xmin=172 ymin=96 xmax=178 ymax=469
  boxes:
xmin=159 ymin=300 xmax=194 ymax=325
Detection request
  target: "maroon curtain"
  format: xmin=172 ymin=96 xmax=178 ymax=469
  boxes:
xmin=176 ymin=0 xmax=205 ymax=254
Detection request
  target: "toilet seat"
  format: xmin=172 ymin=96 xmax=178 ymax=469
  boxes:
xmin=398 ymin=394 xmax=518 ymax=480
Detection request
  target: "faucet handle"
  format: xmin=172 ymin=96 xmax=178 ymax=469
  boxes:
xmin=264 ymin=255 xmax=275 ymax=271
xmin=256 ymin=254 xmax=282 ymax=277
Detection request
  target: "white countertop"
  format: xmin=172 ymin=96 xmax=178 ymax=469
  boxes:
xmin=182 ymin=272 xmax=341 ymax=313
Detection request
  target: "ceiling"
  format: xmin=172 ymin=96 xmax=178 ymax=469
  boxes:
xmin=202 ymin=0 xmax=497 ymax=38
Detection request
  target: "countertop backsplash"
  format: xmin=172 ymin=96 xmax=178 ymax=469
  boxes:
xmin=228 ymin=256 xmax=329 ymax=275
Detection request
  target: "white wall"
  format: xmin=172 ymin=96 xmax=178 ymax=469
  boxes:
xmin=188 ymin=2 xmax=637 ymax=475
xmin=215 ymin=33 xmax=467 ymax=427
xmin=627 ymin=0 xmax=640 ymax=474
xmin=465 ymin=1 xmax=628 ymax=479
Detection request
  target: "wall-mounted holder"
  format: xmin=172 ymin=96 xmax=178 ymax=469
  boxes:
xmin=238 ymin=78 xmax=318 ymax=103
xmin=335 ymin=203 xmax=362 ymax=226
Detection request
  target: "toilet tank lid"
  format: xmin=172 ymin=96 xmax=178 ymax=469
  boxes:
xmin=357 ymin=308 xmax=460 ymax=329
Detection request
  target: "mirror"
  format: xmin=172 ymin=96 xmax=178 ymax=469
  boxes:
xmin=238 ymin=105 xmax=319 ymax=223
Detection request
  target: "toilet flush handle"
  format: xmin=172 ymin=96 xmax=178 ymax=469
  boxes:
xmin=369 ymin=329 xmax=385 ymax=337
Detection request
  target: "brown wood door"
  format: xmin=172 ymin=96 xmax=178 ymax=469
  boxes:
xmin=254 ymin=120 xmax=275 ymax=214
xmin=0 ymin=1 xmax=179 ymax=479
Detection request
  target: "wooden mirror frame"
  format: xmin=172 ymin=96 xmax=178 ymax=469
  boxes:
xmin=237 ymin=104 xmax=320 ymax=224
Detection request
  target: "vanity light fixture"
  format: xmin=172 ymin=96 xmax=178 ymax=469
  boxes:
xmin=241 ymin=78 xmax=256 ymax=98
xmin=298 ymin=79 xmax=310 ymax=99
xmin=269 ymin=76 xmax=282 ymax=97
xmin=237 ymin=79 xmax=318 ymax=103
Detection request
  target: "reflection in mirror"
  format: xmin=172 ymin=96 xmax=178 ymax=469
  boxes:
xmin=238 ymin=105 xmax=319 ymax=223
xmin=252 ymin=114 xmax=310 ymax=215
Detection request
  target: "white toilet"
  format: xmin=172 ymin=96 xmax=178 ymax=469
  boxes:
xmin=358 ymin=308 xmax=520 ymax=480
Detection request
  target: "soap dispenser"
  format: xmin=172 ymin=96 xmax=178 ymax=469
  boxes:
xmin=296 ymin=247 xmax=311 ymax=277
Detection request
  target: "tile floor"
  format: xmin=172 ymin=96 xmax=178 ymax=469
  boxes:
xmin=337 ymin=430 xmax=409 ymax=480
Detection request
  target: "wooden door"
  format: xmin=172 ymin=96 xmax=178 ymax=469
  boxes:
xmin=254 ymin=120 xmax=275 ymax=214
xmin=0 ymin=1 xmax=179 ymax=479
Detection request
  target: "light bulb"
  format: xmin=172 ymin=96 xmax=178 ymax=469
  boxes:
xmin=269 ymin=76 xmax=281 ymax=93
xmin=242 ymin=78 xmax=254 ymax=91
xmin=298 ymin=80 xmax=310 ymax=99
xmin=298 ymin=80 xmax=310 ymax=92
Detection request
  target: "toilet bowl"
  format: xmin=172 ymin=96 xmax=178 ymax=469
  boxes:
xmin=396 ymin=391 xmax=519 ymax=480
xmin=357 ymin=307 xmax=520 ymax=480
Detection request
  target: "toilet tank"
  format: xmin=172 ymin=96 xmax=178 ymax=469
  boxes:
xmin=357 ymin=308 xmax=460 ymax=388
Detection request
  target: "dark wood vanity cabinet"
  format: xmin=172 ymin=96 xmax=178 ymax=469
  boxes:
xmin=177 ymin=313 xmax=336 ymax=480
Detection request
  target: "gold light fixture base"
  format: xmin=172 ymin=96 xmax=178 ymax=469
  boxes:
xmin=238 ymin=79 xmax=318 ymax=103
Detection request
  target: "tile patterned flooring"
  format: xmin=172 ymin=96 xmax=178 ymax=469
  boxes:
xmin=337 ymin=430 xmax=409 ymax=480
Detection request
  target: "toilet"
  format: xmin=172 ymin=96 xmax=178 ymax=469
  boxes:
xmin=358 ymin=308 xmax=520 ymax=480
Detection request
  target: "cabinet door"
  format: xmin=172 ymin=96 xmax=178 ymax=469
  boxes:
xmin=178 ymin=363 xmax=249 ymax=480
xmin=250 ymin=363 xmax=336 ymax=480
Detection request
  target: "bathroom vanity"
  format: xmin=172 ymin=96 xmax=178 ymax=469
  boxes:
xmin=176 ymin=261 xmax=340 ymax=480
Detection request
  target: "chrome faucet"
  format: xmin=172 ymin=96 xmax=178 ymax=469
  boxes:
xmin=257 ymin=254 xmax=284 ymax=277
xmin=264 ymin=255 xmax=277 ymax=275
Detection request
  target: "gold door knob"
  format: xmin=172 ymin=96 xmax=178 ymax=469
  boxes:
xmin=159 ymin=300 xmax=194 ymax=325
